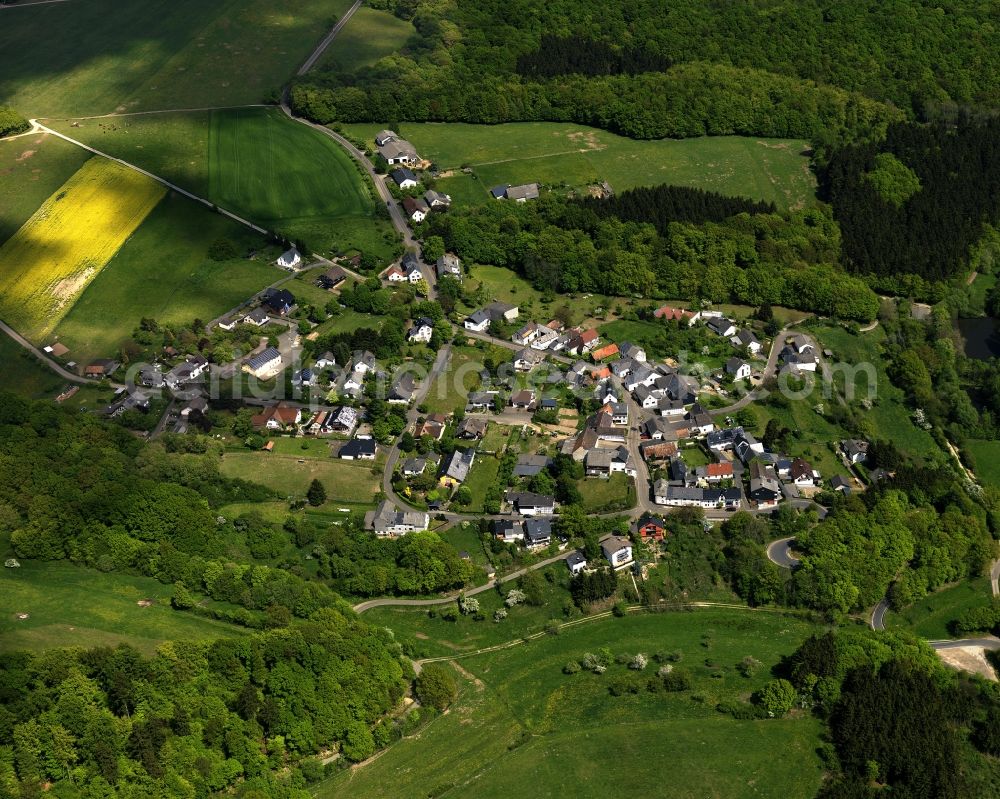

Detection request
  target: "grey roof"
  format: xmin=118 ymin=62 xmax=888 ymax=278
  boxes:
xmin=507 ymin=491 xmax=555 ymax=510
xmin=506 ymin=183 xmax=540 ymax=201
xmin=566 ymin=551 xmax=587 ymax=568
xmin=390 ymin=167 xmax=417 ymax=184
xmin=340 ymin=438 xmax=377 ymax=458
xmin=444 ymin=448 xmax=476 ymax=481
xmin=601 ymin=536 xmax=632 ymax=559
xmin=514 ymin=453 xmax=551 ymax=477
xmin=524 ymin=517 xmax=552 ymax=542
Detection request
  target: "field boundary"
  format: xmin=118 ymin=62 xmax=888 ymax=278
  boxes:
xmin=32 ymin=120 xmax=270 ymax=235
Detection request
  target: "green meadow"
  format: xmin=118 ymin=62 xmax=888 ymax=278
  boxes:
xmin=321 ymin=608 xmax=825 ymax=799
xmin=319 ymin=7 xmax=415 ymax=71
xmin=0 ymin=0 xmax=356 ymax=117
xmin=51 ymin=192 xmax=278 ymax=362
xmin=886 ymin=578 xmax=995 ymax=640
xmin=342 ymin=121 xmax=817 ymax=209
xmin=0 ymin=559 xmax=246 ymax=655
xmin=218 ymin=450 xmax=381 ymax=509
xmin=48 ymin=108 xmax=397 ymax=260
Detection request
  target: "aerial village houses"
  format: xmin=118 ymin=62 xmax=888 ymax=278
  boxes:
xmin=365 ymin=500 xmax=429 ymax=536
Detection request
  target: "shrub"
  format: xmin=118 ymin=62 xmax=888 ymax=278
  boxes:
xmin=737 ymin=656 xmax=762 ymax=677
xmin=493 ymin=608 xmax=507 ymax=622
xmin=458 ymin=595 xmax=480 ymax=615
xmin=505 ymin=588 xmax=526 ymax=607
xmin=563 ymin=661 xmax=582 ymax=675
xmin=415 ymin=664 xmax=458 ymax=711
xmin=661 ymin=667 xmax=692 ymax=692
xmin=754 ymin=678 xmax=797 ymax=718
xmin=629 ymin=654 xmax=648 ymax=671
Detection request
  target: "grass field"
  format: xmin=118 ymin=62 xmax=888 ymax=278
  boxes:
xmin=322 ymin=608 xmax=824 ymax=799
xmin=48 ymin=109 xmax=397 ymax=260
xmin=0 ymin=560 xmax=245 ymax=655
xmin=0 ymin=132 xmax=90 ymax=245
xmin=424 ymin=345 xmax=485 ymax=413
xmin=219 ymin=450 xmax=381 ymax=508
xmin=577 ymin=473 xmax=636 ymax=512
xmin=887 ymin=578 xmax=994 ymax=639
xmin=0 ymin=158 xmax=164 ymax=341
xmin=0 ymin=0 xmax=356 ymax=117
xmin=51 ymin=192 xmax=277 ymax=361
xmin=966 ymin=439 xmax=1000 ymax=487
xmin=319 ymin=7 xmax=415 ymax=71
xmin=343 ymin=122 xmax=817 ymax=209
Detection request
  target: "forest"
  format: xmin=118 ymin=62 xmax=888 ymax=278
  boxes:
xmin=819 ymin=118 xmax=1000 ymax=292
xmin=423 ymin=191 xmax=881 ymax=321
xmin=782 ymin=631 xmax=1000 ymax=798
xmin=0 ymin=619 xmax=407 ymax=797
xmin=297 ymin=0 xmax=1000 ymax=142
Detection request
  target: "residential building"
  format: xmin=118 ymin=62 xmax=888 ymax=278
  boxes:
xmin=706 ymin=317 xmax=737 ymax=337
xmin=524 ymin=518 xmax=552 ymax=548
xmin=402 ymin=196 xmax=429 ymax=223
xmin=328 ymin=405 xmax=358 ymax=433
xmin=365 ymin=500 xmax=429 ymax=536
xmin=243 ymin=307 xmax=271 ymax=327
xmin=243 ymin=347 xmax=282 ymax=377
xmin=653 ymin=306 xmax=700 ymax=325
xmin=441 ymin=448 xmax=476 ymax=486
xmin=378 ymin=138 xmax=419 ymax=166
xmin=731 ymin=329 xmax=762 ymax=355
xmin=513 ymin=347 xmax=543 ymax=372
xmin=262 ymin=288 xmax=295 ymax=316
xmin=726 ymin=357 xmax=751 ymax=381
xmin=619 ymin=342 xmax=646 ymax=362
xmin=507 ymin=491 xmax=555 ymax=516
xmin=631 ymin=513 xmax=667 ymax=541
xmin=514 ymin=453 xmax=552 ymax=477
xmin=566 ymin=551 xmax=588 ymax=575
xmin=494 ymin=519 xmax=524 ymax=542
xmin=584 ymin=449 xmax=613 ymax=478
xmin=84 ymin=359 xmax=119 ymax=378
xmin=339 ymin=437 xmax=377 ymax=460
xmin=424 ymin=189 xmax=451 ymax=208
xmin=276 ymin=248 xmax=301 ymax=269
xmin=510 ymin=389 xmax=537 ymax=410
xmin=456 ymin=417 xmax=487 ymax=439
xmin=389 ymin=167 xmax=418 ymax=189
xmin=317 ymin=266 xmax=347 ymax=291
xmin=414 ymin=413 xmax=447 ymax=440
xmin=251 ymin=401 xmax=301 ymax=430
xmin=436 ymin=253 xmax=462 ymax=280
xmin=408 ymin=316 xmax=434 ymax=343
xmin=388 ymin=372 xmax=417 ymax=404
xmin=402 ymin=458 xmax=427 ymax=477
xmin=841 ymin=439 xmax=869 ymax=464
xmin=601 ymin=536 xmax=634 ymax=569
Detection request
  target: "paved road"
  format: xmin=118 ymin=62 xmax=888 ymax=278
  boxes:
xmin=708 ymin=323 xmax=812 ymax=418
xmin=296 ymin=0 xmax=363 ymax=75
xmin=766 ymin=537 xmax=801 ymax=569
xmin=992 ymin=558 xmax=1000 ymax=598
xmin=870 ymin=598 xmax=891 ymax=631
xmin=928 ymin=637 xmax=1000 ymax=651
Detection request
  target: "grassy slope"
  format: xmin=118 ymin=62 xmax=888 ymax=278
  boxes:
xmin=319 ymin=7 xmax=415 ymax=71
xmin=218 ymin=450 xmax=381 ymax=509
xmin=52 ymin=192 xmax=278 ymax=361
xmin=0 ymin=0 xmax=355 ymax=117
xmin=0 ymin=132 xmax=90 ymax=245
xmin=323 ymin=609 xmax=824 ymax=799
xmin=342 ymin=122 xmax=817 ymax=209
xmin=424 ymin=344 xmax=484 ymax=413
xmin=966 ymin=439 xmax=1000 ymax=487
xmin=47 ymin=109 xmax=397 ymax=260
xmin=0 ymin=560 xmax=245 ymax=655
xmin=887 ymin=578 xmax=994 ymax=639
xmin=0 ymin=332 xmax=109 ymax=412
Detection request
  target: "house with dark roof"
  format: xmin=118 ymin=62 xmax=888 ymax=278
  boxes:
xmin=339 ymin=437 xmax=377 ymax=460
xmin=601 ymin=536 xmax=634 ymax=569
xmin=514 ymin=453 xmax=551 ymax=477
xmin=441 ymin=448 xmax=476 ymax=486
xmin=506 ymin=491 xmax=555 ymax=516
xmin=494 ymin=519 xmax=525 ymax=542
xmin=389 ymin=167 xmax=418 ymax=189
xmin=631 ymin=513 xmax=667 ymax=541
xmin=524 ymin=517 xmax=552 ymax=548
xmin=243 ymin=347 xmax=282 ymax=377
xmin=566 ymin=551 xmax=588 ymax=575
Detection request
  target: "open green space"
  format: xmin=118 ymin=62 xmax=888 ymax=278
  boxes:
xmin=47 ymin=108 xmax=398 ymax=261
xmin=576 ymin=473 xmax=636 ymax=512
xmin=323 ymin=608 xmax=824 ymax=799
xmin=0 ymin=132 xmax=90 ymax=245
xmin=51 ymin=192 xmax=278 ymax=361
xmin=219 ymin=450 xmax=381 ymax=508
xmin=343 ymin=122 xmax=817 ymax=209
xmin=965 ymin=439 xmax=1000 ymax=488
xmin=811 ymin=324 xmax=942 ymax=462
xmin=886 ymin=578 xmax=994 ymax=640
xmin=460 ymin=454 xmax=502 ymax=514
xmin=0 ymin=559 xmax=246 ymax=655
xmin=424 ymin=344 xmax=484 ymax=413
xmin=0 ymin=0 xmax=356 ymax=117
xmin=319 ymin=7 xmax=415 ymax=71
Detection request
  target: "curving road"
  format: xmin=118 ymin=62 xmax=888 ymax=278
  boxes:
xmin=0 ymin=319 xmax=125 ymax=387
xmin=992 ymin=558 xmax=1000 ymax=598
xmin=766 ymin=537 xmax=801 ymax=569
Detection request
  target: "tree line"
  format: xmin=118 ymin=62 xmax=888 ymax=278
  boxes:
xmin=423 ymin=193 xmax=880 ymax=321
xmin=516 ymin=34 xmax=672 ymax=78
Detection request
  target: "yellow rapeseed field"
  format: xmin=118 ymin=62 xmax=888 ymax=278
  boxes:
xmin=0 ymin=157 xmax=165 ymax=340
